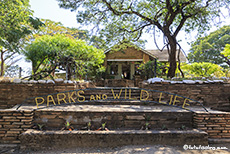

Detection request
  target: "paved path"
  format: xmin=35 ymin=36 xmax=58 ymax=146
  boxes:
xmin=18 ymin=104 xmax=216 ymax=113
xmin=1 ymin=144 xmax=230 ymax=154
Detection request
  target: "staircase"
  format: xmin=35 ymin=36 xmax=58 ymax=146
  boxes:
xmin=19 ymin=87 xmax=208 ymax=151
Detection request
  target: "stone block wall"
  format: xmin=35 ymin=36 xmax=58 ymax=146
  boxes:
xmin=0 ymin=81 xmax=230 ymax=145
xmin=193 ymin=112 xmax=230 ymax=139
xmin=1 ymin=82 xmax=230 ymax=111
xmin=141 ymin=83 xmax=230 ymax=112
xmin=33 ymin=110 xmax=193 ymax=130
xmin=0 ymin=83 xmax=78 ymax=109
xmin=0 ymin=109 xmax=33 ymax=144
xmin=19 ymin=129 xmax=208 ymax=151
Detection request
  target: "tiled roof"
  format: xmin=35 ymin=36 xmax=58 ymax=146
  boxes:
xmin=146 ymin=49 xmax=187 ymax=62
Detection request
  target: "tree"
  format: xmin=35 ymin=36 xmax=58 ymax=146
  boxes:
xmin=0 ymin=0 xmax=43 ymax=76
xmin=188 ymin=25 xmax=230 ymax=66
xmin=4 ymin=65 xmax=22 ymax=78
xmin=138 ymin=60 xmax=165 ymax=79
xmin=181 ymin=62 xmax=224 ymax=77
xmin=221 ymin=44 xmax=230 ymax=65
xmin=28 ymin=19 xmax=87 ymax=40
xmin=57 ymin=0 xmax=229 ymax=78
xmin=25 ymin=18 xmax=108 ymax=52
xmin=23 ymin=34 xmax=105 ymax=80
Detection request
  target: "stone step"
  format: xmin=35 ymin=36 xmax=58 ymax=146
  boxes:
xmin=19 ymin=129 xmax=208 ymax=151
xmin=19 ymin=105 xmax=197 ymax=130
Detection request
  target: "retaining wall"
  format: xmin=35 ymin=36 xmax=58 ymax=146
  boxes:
xmin=0 ymin=81 xmax=97 ymax=109
xmin=193 ymin=111 xmax=230 ymax=139
xmin=140 ymin=83 xmax=230 ymax=112
xmin=0 ymin=81 xmax=230 ymax=144
xmin=1 ymin=108 xmax=229 ymax=144
xmin=0 ymin=109 xmax=33 ymax=144
xmin=33 ymin=110 xmax=193 ymax=130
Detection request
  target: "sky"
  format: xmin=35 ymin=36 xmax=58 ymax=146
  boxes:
xmin=29 ymin=0 xmax=191 ymax=50
xmin=29 ymin=0 xmax=229 ymax=50
xmin=17 ymin=0 xmax=229 ymax=76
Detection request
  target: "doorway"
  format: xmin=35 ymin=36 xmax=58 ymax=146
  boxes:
xmin=122 ymin=63 xmax=130 ymax=79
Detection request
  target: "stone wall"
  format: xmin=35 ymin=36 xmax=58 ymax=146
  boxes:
xmin=20 ymin=129 xmax=208 ymax=150
xmin=0 ymin=80 xmax=97 ymax=109
xmin=0 ymin=81 xmax=230 ymax=145
xmin=2 ymin=108 xmax=230 ymax=145
xmin=1 ymin=80 xmax=230 ymax=111
xmin=141 ymin=83 xmax=230 ymax=112
xmin=0 ymin=109 xmax=33 ymax=144
xmin=193 ymin=111 xmax=230 ymax=139
xmin=0 ymin=83 xmax=76 ymax=109
xmin=33 ymin=110 xmax=193 ymax=130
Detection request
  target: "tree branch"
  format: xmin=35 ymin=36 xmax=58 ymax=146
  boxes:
xmin=33 ymin=56 xmax=48 ymax=74
xmin=173 ymin=15 xmax=189 ymax=37
xmin=102 ymin=0 xmax=163 ymax=31
xmin=120 ymin=23 xmax=151 ymax=33
xmin=3 ymin=52 xmax=18 ymax=65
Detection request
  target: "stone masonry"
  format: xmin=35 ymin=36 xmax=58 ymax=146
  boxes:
xmin=0 ymin=109 xmax=33 ymax=144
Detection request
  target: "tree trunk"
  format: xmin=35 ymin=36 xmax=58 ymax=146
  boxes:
xmin=167 ymin=37 xmax=177 ymax=78
xmin=67 ymin=64 xmax=72 ymax=80
xmin=32 ymin=62 xmax=37 ymax=75
xmin=0 ymin=51 xmax=4 ymax=76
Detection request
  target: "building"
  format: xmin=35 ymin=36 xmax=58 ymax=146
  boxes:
xmin=104 ymin=45 xmax=187 ymax=80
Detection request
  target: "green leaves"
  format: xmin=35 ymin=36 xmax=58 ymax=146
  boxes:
xmin=181 ymin=62 xmax=225 ymax=77
xmin=188 ymin=25 xmax=230 ymax=65
xmin=57 ymin=0 xmax=230 ymax=77
xmin=0 ymin=0 xmax=32 ymax=46
xmin=0 ymin=0 xmax=43 ymax=76
xmin=24 ymin=34 xmax=105 ymax=80
xmin=222 ymin=44 xmax=230 ymax=59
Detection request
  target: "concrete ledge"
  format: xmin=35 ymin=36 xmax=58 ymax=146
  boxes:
xmin=20 ymin=129 xmax=208 ymax=151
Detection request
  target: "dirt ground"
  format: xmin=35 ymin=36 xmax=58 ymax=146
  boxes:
xmin=1 ymin=144 xmax=230 ymax=154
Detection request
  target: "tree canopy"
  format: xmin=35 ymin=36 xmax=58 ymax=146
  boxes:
xmin=188 ymin=25 xmax=230 ymax=66
xmin=58 ymin=0 xmax=229 ymax=77
xmin=24 ymin=34 xmax=105 ymax=80
xmin=28 ymin=19 xmax=87 ymax=40
xmin=0 ymin=0 xmax=43 ymax=76
xmin=181 ymin=62 xmax=225 ymax=78
xmin=26 ymin=19 xmax=107 ymax=50
xmin=221 ymin=44 xmax=230 ymax=65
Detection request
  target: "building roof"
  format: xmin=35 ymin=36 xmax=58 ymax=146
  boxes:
xmin=105 ymin=44 xmax=187 ymax=62
xmin=104 ymin=46 xmax=157 ymax=59
xmin=146 ymin=49 xmax=187 ymax=62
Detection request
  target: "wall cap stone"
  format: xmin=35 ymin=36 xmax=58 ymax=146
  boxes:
xmin=143 ymin=77 xmax=227 ymax=85
xmin=38 ymin=80 xmax=46 ymax=84
xmin=28 ymin=80 xmax=38 ymax=84
xmin=54 ymin=78 xmax=64 ymax=83
xmin=21 ymin=80 xmax=29 ymax=83
xmin=47 ymin=80 xmax=55 ymax=84
xmin=13 ymin=79 xmax=21 ymax=83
